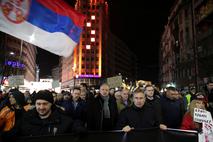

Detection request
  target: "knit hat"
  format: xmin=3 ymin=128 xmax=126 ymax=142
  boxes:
xmin=34 ymin=90 xmax=54 ymax=104
xmin=10 ymin=89 xmax=26 ymax=106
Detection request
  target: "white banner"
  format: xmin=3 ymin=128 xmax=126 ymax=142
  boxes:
xmin=194 ymin=108 xmax=212 ymax=124
xmin=195 ymin=108 xmax=213 ymax=142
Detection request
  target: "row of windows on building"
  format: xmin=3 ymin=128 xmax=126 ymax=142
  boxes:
xmin=82 ymin=4 xmax=100 ymax=10
xmin=82 ymin=56 xmax=99 ymax=61
xmin=81 ymin=64 xmax=99 ymax=69
xmin=80 ymin=72 xmax=99 ymax=75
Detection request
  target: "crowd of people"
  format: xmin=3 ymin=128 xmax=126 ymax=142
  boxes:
xmin=0 ymin=81 xmax=213 ymax=141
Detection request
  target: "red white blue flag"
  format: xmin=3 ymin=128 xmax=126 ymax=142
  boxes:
xmin=0 ymin=0 xmax=85 ymax=57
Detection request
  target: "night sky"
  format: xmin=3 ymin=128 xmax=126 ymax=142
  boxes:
xmin=37 ymin=0 xmax=174 ymax=83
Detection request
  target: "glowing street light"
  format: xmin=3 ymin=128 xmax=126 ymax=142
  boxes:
xmin=9 ymin=52 xmax=15 ymax=55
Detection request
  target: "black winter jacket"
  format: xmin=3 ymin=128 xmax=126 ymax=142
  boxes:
xmin=85 ymin=95 xmax=118 ymax=131
xmin=116 ymin=104 xmax=160 ymax=130
xmin=20 ymin=106 xmax=84 ymax=136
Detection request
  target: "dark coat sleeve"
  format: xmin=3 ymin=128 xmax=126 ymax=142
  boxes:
xmin=116 ymin=109 xmax=129 ymax=130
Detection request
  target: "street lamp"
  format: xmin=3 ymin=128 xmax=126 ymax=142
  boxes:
xmin=72 ymin=64 xmax=76 ymax=88
xmin=9 ymin=52 xmax=15 ymax=55
xmin=74 ymin=74 xmax=79 ymax=87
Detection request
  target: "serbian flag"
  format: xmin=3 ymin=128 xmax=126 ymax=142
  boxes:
xmin=0 ymin=0 xmax=85 ymax=57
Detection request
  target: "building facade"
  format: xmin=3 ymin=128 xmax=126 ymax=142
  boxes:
xmin=104 ymin=32 xmax=138 ymax=80
xmin=0 ymin=33 xmax=37 ymax=85
xmin=61 ymin=0 xmax=139 ymax=88
xmin=160 ymin=0 xmax=213 ymax=89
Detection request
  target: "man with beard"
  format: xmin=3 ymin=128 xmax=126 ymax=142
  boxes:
xmin=20 ymin=90 xmax=85 ymax=136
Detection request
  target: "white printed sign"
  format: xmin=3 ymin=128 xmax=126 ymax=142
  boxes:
xmin=194 ymin=108 xmax=212 ymax=124
xmin=195 ymin=108 xmax=213 ymax=142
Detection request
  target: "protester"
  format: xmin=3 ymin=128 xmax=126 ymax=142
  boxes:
xmin=20 ymin=90 xmax=85 ymax=136
xmin=85 ymin=83 xmax=118 ymax=131
xmin=181 ymin=92 xmax=207 ymax=131
xmin=117 ymin=88 xmax=132 ymax=113
xmin=0 ymin=89 xmax=26 ymax=141
xmin=116 ymin=89 xmax=160 ymax=132
xmin=160 ymin=87 xmax=186 ymax=129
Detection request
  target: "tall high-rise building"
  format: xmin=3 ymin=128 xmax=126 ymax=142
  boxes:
xmin=61 ymin=0 xmax=138 ymax=88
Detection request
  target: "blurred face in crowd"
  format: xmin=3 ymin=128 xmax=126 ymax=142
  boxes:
xmin=36 ymin=100 xmax=52 ymax=119
xmin=24 ymin=91 xmax=30 ymax=99
xmin=174 ymin=90 xmax=181 ymax=99
xmin=207 ymin=82 xmax=213 ymax=91
xmin=100 ymin=84 xmax=109 ymax=97
xmin=90 ymin=87 xmax=95 ymax=93
xmin=114 ymin=91 xmax=121 ymax=101
xmin=9 ymin=95 xmax=16 ymax=105
xmin=52 ymin=93 xmax=57 ymax=103
xmin=56 ymin=93 xmax=63 ymax=101
xmin=80 ymin=91 xmax=86 ymax=100
xmin=121 ymin=89 xmax=129 ymax=101
xmin=80 ymin=84 xmax=87 ymax=92
xmin=190 ymin=88 xmax=196 ymax=95
xmin=166 ymin=90 xmax=177 ymax=100
xmin=145 ymin=86 xmax=154 ymax=98
xmin=63 ymin=94 xmax=70 ymax=101
xmin=72 ymin=89 xmax=81 ymax=101
xmin=133 ymin=92 xmax=146 ymax=108
xmin=109 ymin=88 xmax=115 ymax=96
xmin=195 ymin=100 xmax=205 ymax=109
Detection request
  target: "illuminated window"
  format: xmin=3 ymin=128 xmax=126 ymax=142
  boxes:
xmin=91 ymin=15 xmax=95 ymax=20
xmin=91 ymin=30 xmax=95 ymax=35
xmin=91 ymin=38 xmax=95 ymax=42
xmin=86 ymin=45 xmax=91 ymax=49
xmin=86 ymin=22 xmax=91 ymax=27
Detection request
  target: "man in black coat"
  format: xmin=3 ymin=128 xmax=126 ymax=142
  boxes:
xmin=160 ymin=87 xmax=186 ymax=129
xmin=20 ymin=90 xmax=85 ymax=136
xmin=204 ymin=81 xmax=213 ymax=116
xmin=85 ymin=83 xmax=118 ymax=131
xmin=116 ymin=89 xmax=160 ymax=132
